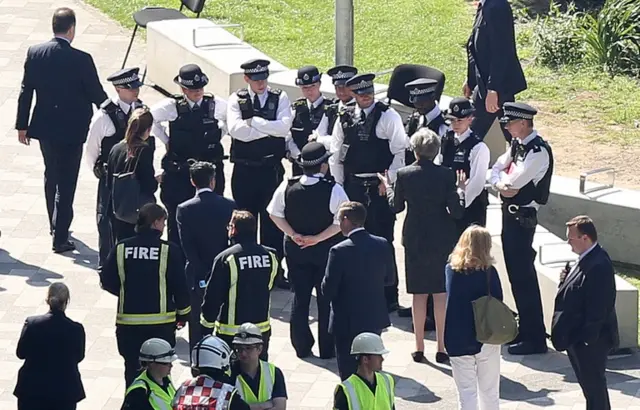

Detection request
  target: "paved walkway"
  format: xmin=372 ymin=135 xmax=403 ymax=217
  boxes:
xmin=0 ymin=1 xmax=639 ymax=409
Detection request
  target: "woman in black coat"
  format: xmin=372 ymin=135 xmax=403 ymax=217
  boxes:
xmin=382 ymin=128 xmax=464 ymax=364
xmin=107 ymin=107 xmax=158 ymax=242
xmin=14 ymin=283 xmax=86 ymax=410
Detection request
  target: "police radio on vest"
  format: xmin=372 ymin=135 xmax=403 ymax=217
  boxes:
xmin=125 ymin=246 xmax=160 ymax=260
xmin=238 ymin=255 xmax=271 ymax=270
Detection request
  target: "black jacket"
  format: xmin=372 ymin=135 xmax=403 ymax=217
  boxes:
xmin=321 ymin=230 xmax=392 ymax=336
xmin=176 ymin=190 xmax=237 ymax=287
xmin=467 ymin=0 xmax=527 ymax=98
xmin=14 ymin=310 xmax=86 ymax=403
xmin=15 ymin=37 xmax=107 ymax=144
xmin=551 ymin=244 xmax=619 ymax=352
xmin=107 ymin=139 xmax=158 ymax=204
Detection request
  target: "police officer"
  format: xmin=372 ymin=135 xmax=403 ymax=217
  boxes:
xmin=150 ymin=64 xmax=228 ymax=247
xmin=333 ymin=333 xmax=395 ymax=410
xmin=490 ymin=102 xmax=553 ymax=355
xmin=267 ymin=142 xmax=349 ymax=359
xmin=227 ymin=58 xmax=293 ymax=289
xmin=404 ymin=78 xmax=449 ymax=139
xmin=231 ymin=323 xmax=288 ymax=409
xmin=442 ymin=97 xmax=490 ymax=233
xmin=122 ymin=338 xmax=177 ymax=410
xmin=329 ymin=72 xmax=408 ymax=312
xmin=173 ymin=335 xmax=250 ymax=410
xmin=287 ymin=65 xmax=331 ymax=175
xmin=200 ymin=210 xmax=278 ymax=361
xmin=99 ymin=203 xmax=191 ymax=386
xmin=85 ymin=67 xmax=144 ymax=269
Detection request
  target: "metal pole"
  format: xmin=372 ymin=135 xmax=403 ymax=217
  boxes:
xmin=335 ymin=0 xmax=354 ymax=65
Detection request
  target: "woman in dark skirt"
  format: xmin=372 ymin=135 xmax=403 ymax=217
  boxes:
xmin=383 ymin=128 xmax=464 ymax=363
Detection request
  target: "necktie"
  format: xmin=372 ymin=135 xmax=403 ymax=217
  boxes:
xmin=253 ymin=94 xmax=261 ymax=109
xmin=361 ymin=111 xmax=366 ymax=122
xmin=192 ymin=103 xmax=200 ymax=111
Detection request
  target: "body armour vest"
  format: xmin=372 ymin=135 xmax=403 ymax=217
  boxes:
xmin=325 ymin=98 xmax=356 ymax=137
xmin=405 ymin=110 xmax=447 ymax=137
xmin=98 ymin=100 xmax=132 ymax=166
xmin=339 ymin=102 xmax=393 ymax=175
xmin=441 ymin=131 xmax=482 ymax=177
xmin=165 ymin=94 xmax=223 ymax=168
xmin=231 ymin=89 xmax=285 ymax=165
xmin=291 ymin=97 xmax=330 ymax=150
xmin=284 ymin=176 xmax=335 ymax=236
xmin=502 ymin=135 xmax=554 ymax=206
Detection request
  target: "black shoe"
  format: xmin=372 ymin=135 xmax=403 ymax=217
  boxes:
xmin=320 ymin=351 xmax=336 ymax=360
xmin=296 ymin=350 xmax=312 ymax=359
xmin=507 ymin=333 xmax=523 ymax=345
xmin=411 ymin=351 xmax=424 ymax=363
xmin=507 ymin=341 xmax=548 ymax=355
xmin=387 ymin=302 xmax=402 ymax=313
xmin=52 ymin=241 xmax=76 ymax=254
xmin=397 ymin=307 xmax=412 ymax=318
xmin=435 ymin=352 xmax=450 ymax=364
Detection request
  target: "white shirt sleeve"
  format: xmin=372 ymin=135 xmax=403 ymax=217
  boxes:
xmin=328 ymin=120 xmax=345 ymax=185
xmin=504 ymin=147 xmax=550 ymax=189
xmin=213 ymin=95 xmax=228 ymax=135
xmin=150 ymin=98 xmax=177 ymax=145
xmin=378 ymin=108 xmax=409 ymax=184
xmin=490 ymin=148 xmax=513 ymax=186
xmin=329 ymin=183 xmax=350 ymax=224
xmin=266 ymin=179 xmax=288 ymax=218
xmin=227 ymin=92 xmax=269 ymax=142
xmin=84 ymin=110 xmax=114 ymax=170
xmin=251 ymin=91 xmax=294 ymax=137
xmin=314 ymin=114 xmax=332 ymax=149
xmin=465 ymin=142 xmax=491 ymax=207
xmin=285 ymin=135 xmax=301 ymax=158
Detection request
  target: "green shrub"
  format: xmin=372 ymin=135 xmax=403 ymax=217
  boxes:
xmin=532 ymin=2 xmax=586 ymax=68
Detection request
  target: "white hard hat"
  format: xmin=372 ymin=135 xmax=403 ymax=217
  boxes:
xmin=191 ymin=335 xmax=232 ymax=371
xmin=350 ymin=332 xmax=389 ymax=355
xmin=139 ymin=338 xmax=177 ymax=364
xmin=233 ymin=323 xmax=263 ymax=345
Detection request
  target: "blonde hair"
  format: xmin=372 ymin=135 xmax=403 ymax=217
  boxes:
xmin=449 ymin=225 xmax=494 ymax=272
xmin=47 ymin=282 xmax=70 ymax=311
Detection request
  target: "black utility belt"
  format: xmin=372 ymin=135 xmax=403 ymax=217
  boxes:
xmin=231 ymin=156 xmax=280 ymax=167
xmin=503 ymin=203 xmax=538 ymax=228
xmin=345 ymin=173 xmax=381 ymax=187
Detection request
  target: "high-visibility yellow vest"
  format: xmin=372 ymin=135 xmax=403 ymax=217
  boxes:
xmin=125 ymin=370 xmax=176 ymax=410
xmin=338 ymin=372 xmax=395 ymax=410
xmin=235 ymin=360 xmax=276 ymax=403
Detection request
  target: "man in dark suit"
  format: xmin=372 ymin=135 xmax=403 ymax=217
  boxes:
xmin=15 ymin=7 xmax=108 ymax=253
xmin=464 ymin=0 xmax=527 ymax=142
xmin=551 ymin=215 xmax=618 ymax=410
xmin=176 ymin=161 xmax=237 ymax=350
xmin=321 ymin=201 xmax=392 ymax=380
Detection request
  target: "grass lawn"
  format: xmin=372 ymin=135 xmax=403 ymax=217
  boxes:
xmin=86 ymin=0 xmax=640 ymax=144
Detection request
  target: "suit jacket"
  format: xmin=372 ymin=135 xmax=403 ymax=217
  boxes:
xmin=551 ymin=244 xmax=619 ymax=352
xmin=176 ymin=190 xmax=237 ymax=288
xmin=106 ymin=139 xmax=158 ymax=203
xmin=16 ymin=37 xmax=107 ymax=144
xmin=466 ymin=0 xmax=527 ymax=98
xmin=321 ymin=230 xmax=392 ymax=336
xmin=14 ymin=310 xmax=86 ymax=403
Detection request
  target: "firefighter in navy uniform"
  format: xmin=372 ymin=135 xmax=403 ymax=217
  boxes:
xmin=227 ymin=58 xmax=293 ymax=290
xmin=490 ymin=102 xmax=553 ymax=356
xmin=200 ymin=210 xmax=279 ymax=361
xmin=441 ymin=97 xmax=490 ymax=234
xmin=150 ymin=64 xmax=228 ymax=247
xmin=329 ymin=73 xmax=408 ymax=313
xmin=99 ymin=203 xmax=191 ymax=387
xmin=84 ymin=67 xmax=144 ymax=269
xmin=287 ymin=65 xmax=331 ymax=176
xmin=267 ymin=142 xmax=349 ymax=359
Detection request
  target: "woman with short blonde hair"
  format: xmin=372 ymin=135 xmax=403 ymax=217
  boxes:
xmin=445 ymin=225 xmax=503 ymax=410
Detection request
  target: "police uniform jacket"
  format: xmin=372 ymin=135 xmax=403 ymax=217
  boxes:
xmin=99 ymin=227 xmax=191 ymax=326
xmin=201 ymin=239 xmax=279 ymax=336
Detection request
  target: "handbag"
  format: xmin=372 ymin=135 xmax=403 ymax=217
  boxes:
xmin=471 ymin=267 xmax=518 ymax=345
xmin=111 ymin=147 xmax=155 ymax=225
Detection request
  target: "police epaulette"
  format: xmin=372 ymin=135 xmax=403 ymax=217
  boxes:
xmin=203 ymin=93 xmax=214 ymax=98
xmin=292 ymin=98 xmax=307 ymax=107
xmin=236 ymin=89 xmax=249 ymax=97
xmin=269 ymin=88 xmax=282 ymax=95
xmin=100 ymin=100 xmax=117 ymax=111
xmin=288 ymin=176 xmax=302 ymax=183
xmin=320 ymin=175 xmax=335 ymax=184
xmin=532 ymin=145 xmax=542 ymax=153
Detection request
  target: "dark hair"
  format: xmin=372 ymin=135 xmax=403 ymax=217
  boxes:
xmin=190 ymin=161 xmax=216 ymax=189
xmin=124 ymin=107 xmax=153 ymax=156
xmin=47 ymin=282 xmax=70 ymax=311
xmin=338 ymin=201 xmax=367 ymax=227
xmin=52 ymin=8 xmax=76 ymax=34
xmin=136 ymin=203 xmax=167 ymax=232
xmin=566 ymin=215 xmax=598 ymax=242
xmin=230 ymin=210 xmax=257 ymax=239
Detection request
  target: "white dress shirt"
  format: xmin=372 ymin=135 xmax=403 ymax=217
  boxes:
xmin=328 ymin=101 xmax=409 ymax=184
xmin=150 ymin=95 xmax=228 ymax=145
xmin=84 ymin=97 xmax=132 ymax=170
xmin=579 ymin=242 xmax=598 ymax=262
xmin=455 ymin=129 xmax=491 ymax=207
xmin=285 ymin=95 xmax=329 ymax=158
xmin=422 ymin=105 xmax=450 ymax=138
xmin=490 ymin=130 xmax=550 ymax=209
xmin=227 ymin=86 xmax=293 ymax=142
xmin=267 ymin=173 xmax=350 ymax=225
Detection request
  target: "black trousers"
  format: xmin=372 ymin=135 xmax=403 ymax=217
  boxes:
xmin=115 ymin=324 xmax=176 ymax=387
xmin=96 ymin=177 xmax=113 ymax=268
xmin=189 ymin=286 xmax=205 ymax=351
xmin=501 ymin=208 xmax=546 ymax=344
xmin=455 ymin=191 xmax=489 ymax=236
xmin=567 ymin=338 xmax=611 ymax=410
xmin=39 ymin=140 xmax=83 ymax=246
xmin=286 ymin=242 xmax=334 ymax=358
xmin=111 ymin=216 xmax=136 ymax=243
xmin=471 ymin=89 xmax=514 ymax=143
xmin=18 ymin=399 xmax=77 ymax=410
xmin=344 ymin=180 xmax=398 ymax=306
xmin=335 ymin=329 xmax=382 ymax=381
xmin=231 ymin=163 xmax=284 ymax=260
xmin=218 ymin=330 xmax=271 ymax=362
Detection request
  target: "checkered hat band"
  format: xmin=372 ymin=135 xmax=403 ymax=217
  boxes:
xmin=410 ymin=86 xmax=436 ymax=96
xmin=333 ymin=71 xmax=355 ymax=79
xmin=179 ymin=78 xmax=194 ymax=86
xmin=246 ymin=66 xmax=268 ymax=74
xmin=301 ymin=157 xmax=326 ymax=166
xmin=351 ymin=80 xmax=373 ymax=89
xmin=460 ymin=108 xmax=474 ymax=116
xmin=112 ymin=74 xmax=139 ymax=85
xmin=504 ymin=110 xmax=534 ymax=119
